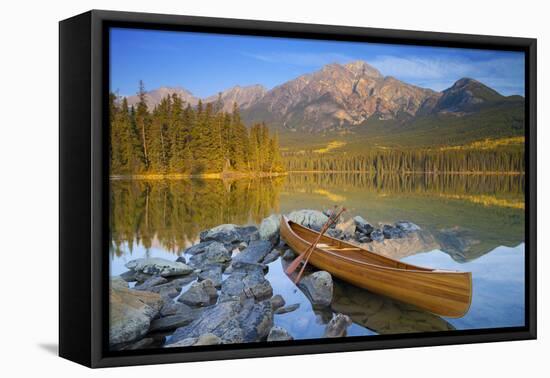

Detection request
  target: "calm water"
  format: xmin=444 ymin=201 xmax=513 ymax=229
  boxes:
xmin=110 ymin=173 xmax=525 ymax=338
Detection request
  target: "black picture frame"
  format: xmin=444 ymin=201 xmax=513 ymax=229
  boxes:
xmin=59 ymin=9 xmax=537 ymax=368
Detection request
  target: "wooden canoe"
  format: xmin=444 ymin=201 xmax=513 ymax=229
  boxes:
xmin=280 ymin=216 xmax=472 ymax=318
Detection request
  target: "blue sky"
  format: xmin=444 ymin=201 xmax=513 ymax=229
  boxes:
xmin=110 ymin=28 xmax=525 ymax=98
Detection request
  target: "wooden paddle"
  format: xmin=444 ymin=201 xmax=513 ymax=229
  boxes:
xmin=285 ymin=207 xmax=346 ymax=279
xmin=284 ymin=206 xmax=339 ymax=275
xmin=293 ymin=207 xmax=346 ymax=283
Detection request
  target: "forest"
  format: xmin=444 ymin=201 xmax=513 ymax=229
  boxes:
xmin=109 ymin=82 xmax=285 ymax=176
xmin=284 ymin=148 xmax=525 ymax=174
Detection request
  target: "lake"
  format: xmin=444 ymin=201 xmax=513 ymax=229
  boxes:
xmin=110 ymin=172 xmax=525 ymax=339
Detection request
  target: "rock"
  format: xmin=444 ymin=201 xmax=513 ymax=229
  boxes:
xmin=370 ymin=229 xmax=384 ymax=242
xmin=354 ymin=216 xmax=374 ymax=234
xmin=200 ymin=224 xmax=259 ymax=245
xmin=262 ymin=249 xmax=280 ymax=264
xmin=109 ymin=286 xmax=163 ymax=346
xmin=274 ymin=303 xmax=300 ymax=314
xmin=178 ymin=279 xmax=218 ymax=307
xmin=184 ymin=241 xmax=215 ymax=256
xmin=117 ymin=337 xmax=155 ymax=351
xmin=175 ymin=255 xmax=186 ymax=264
xmin=125 ymin=258 xmax=193 ymax=277
xmin=259 ymin=214 xmax=281 ymax=244
xmin=232 ymin=240 xmax=272 ymax=266
xmin=195 ymin=333 xmax=222 ymax=346
xmin=323 ymin=208 xmax=343 ymax=224
xmin=358 ymin=236 xmax=371 ymax=243
xmin=220 ymin=269 xmax=273 ymax=302
xmin=237 ymin=242 xmax=248 ymax=250
xmin=288 ymin=209 xmax=329 ymax=231
xmin=229 ymin=260 xmax=267 ymax=273
xmin=111 ymin=276 xmax=129 ymax=290
xmin=119 ymin=270 xmax=153 ymax=283
xmin=133 ymin=275 xmax=168 ymax=291
xmin=198 ymin=264 xmax=223 ymax=288
xmin=149 ymin=309 xmax=203 ymax=332
xmin=282 ymin=249 xmax=296 ymax=260
xmin=188 ymin=242 xmax=231 ymax=267
xmin=159 ymin=301 xmax=193 ymax=317
xmin=270 ymin=294 xmax=286 ymax=310
xmin=299 ymin=271 xmax=333 ymax=307
xmin=169 ymin=298 xmax=274 ymax=345
xmin=326 ymin=228 xmax=343 ymax=239
xmin=335 ymin=218 xmax=356 ymax=238
xmin=324 ymin=313 xmax=352 ymax=337
xmin=382 ymin=224 xmax=405 ymax=239
xmin=143 ymin=275 xmax=197 ymax=299
xmin=164 ymin=337 xmax=198 ymax=348
xmin=395 ymin=220 xmax=421 ymax=233
xmin=267 ymin=326 xmax=294 ymax=341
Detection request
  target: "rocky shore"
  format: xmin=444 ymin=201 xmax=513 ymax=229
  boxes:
xmin=110 ymin=209 xmax=425 ymax=350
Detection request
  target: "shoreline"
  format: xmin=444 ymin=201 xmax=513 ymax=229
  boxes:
xmin=110 ymin=171 xmax=289 ymax=180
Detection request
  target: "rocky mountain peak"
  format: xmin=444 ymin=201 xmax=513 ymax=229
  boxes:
xmin=343 ymin=60 xmax=383 ymax=78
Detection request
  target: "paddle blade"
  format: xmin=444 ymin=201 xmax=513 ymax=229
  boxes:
xmin=285 ymin=253 xmax=305 ymax=275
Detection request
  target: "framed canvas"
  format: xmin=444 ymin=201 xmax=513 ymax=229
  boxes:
xmin=59 ymin=10 xmax=536 ymax=368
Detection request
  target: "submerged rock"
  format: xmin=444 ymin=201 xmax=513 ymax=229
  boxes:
xmin=109 ymin=286 xmax=163 ymax=346
xmin=125 ymin=258 xmax=193 ymax=277
xmin=178 ymin=279 xmax=218 ymax=307
xmin=324 ymin=313 xmax=352 ymax=338
xmin=259 ymin=214 xmax=281 ymax=244
xmin=274 ymin=303 xmax=300 ymax=314
xmin=267 ymin=326 xmax=294 ymax=341
xmin=288 ymin=209 xmax=329 ymax=231
xmin=299 ymin=271 xmax=333 ymax=308
xmin=270 ymin=294 xmax=286 ymax=310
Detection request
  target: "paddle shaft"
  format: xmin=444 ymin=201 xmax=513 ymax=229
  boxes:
xmin=284 ymin=209 xmax=341 ymax=275
xmin=293 ymin=208 xmax=346 ymax=283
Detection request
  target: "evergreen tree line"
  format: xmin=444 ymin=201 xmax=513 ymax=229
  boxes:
xmin=284 ymin=148 xmax=525 ymax=173
xmin=110 ymin=82 xmax=285 ymax=175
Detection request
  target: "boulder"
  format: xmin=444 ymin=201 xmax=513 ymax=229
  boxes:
xmin=370 ymin=229 xmax=384 ymax=242
xmin=159 ymin=301 xmax=194 ymax=317
xmin=178 ymin=279 xmax=218 ymax=307
xmin=231 ymin=240 xmax=272 ymax=266
xmin=299 ymin=271 xmax=333 ymax=307
xmin=382 ymin=224 xmax=405 ymax=239
xmin=354 ymin=216 xmax=374 ymax=235
xmin=335 ymin=218 xmax=356 ymax=238
xmin=228 ymin=260 xmax=268 ymax=274
xmin=288 ymin=209 xmax=329 ymax=231
xmin=141 ymin=274 xmax=197 ymax=299
xmin=119 ymin=270 xmax=153 ymax=283
xmin=149 ymin=309 xmax=203 ymax=332
xmin=270 ymin=294 xmax=286 ymax=310
xmin=220 ymin=269 xmax=273 ymax=302
xmin=267 ymin=326 xmax=294 ymax=341
xmin=395 ymin=220 xmax=421 ymax=233
xmin=133 ymin=275 xmax=168 ymax=291
xmin=200 ymin=224 xmax=259 ymax=245
xmin=282 ymin=249 xmax=296 ymax=260
xmin=195 ymin=333 xmax=222 ymax=346
xmin=183 ymin=241 xmax=214 ymax=256
xmin=324 ymin=313 xmax=352 ymax=338
xmin=262 ymin=249 xmax=280 ymax=265
xmin=188 ymin=242 xmax=231 ymax=268
xmin=259 ymin=214 xmax=281 ymax=244
xmin=125 ymin=258 xmax=193 ymax=277
xmin=109 ymin=286 xmax=163 ymax=346
xmin=198 ymin=264 xmax=223 ymax=288
xmin=111 ymin=276 xmax=129 ymax=290
xmin=274 ymin=303 xmax=300 ymax=314
xmin=169 ymin=298 xmax=274 ymax=345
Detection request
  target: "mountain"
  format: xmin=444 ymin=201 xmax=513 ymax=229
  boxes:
xmin=124 ymin=84 xmax=266 ymax=112
xmin=125 ymin=86 xmax=199 ymax=109
xmin=243 ymin=61 xmax=440 ymax=131
xmin=203 ymin=84 xmax=267 ymax=113
xmin=431 ymin=78 xmax=505 ymax=114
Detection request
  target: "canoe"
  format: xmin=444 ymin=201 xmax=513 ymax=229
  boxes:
xmin=280 ymin=216 xmax=472 ymax=318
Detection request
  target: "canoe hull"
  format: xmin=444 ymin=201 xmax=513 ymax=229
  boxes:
xmin=281 ymin=216 xmax=472 ymax=318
